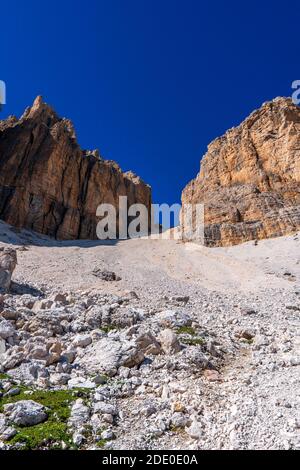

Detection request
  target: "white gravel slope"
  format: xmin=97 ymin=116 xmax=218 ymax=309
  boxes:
xmin=0 ymin=221 xmax=299 ymax=450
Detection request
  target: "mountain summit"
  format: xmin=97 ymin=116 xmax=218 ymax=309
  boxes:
xmin=0 ymin=97 xmax=151 ymax=239
xmin=182 ymin=97 xmax=300 ymax=246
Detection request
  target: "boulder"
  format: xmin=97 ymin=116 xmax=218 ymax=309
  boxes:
xmin=4 ymin=400 xmax=47 ymax=426
xmin=158 ymin=329 xmax=181 ymax=354
xmin=76 ymin=336 xmax=144 ymax=377
xmin=0 ymin=248 xmax=17 ymax=293
xmin=136 ymin=332 xmax=162 ymax=355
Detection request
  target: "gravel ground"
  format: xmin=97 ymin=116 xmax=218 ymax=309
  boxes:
xmin=0 ymin=221 xmax=299 ymax=450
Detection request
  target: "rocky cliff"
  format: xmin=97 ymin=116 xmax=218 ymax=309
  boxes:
xmin=0 ymin=96 xmax=151 ymax=239
xmin=181 ymin=97 xmax=300 ymax=246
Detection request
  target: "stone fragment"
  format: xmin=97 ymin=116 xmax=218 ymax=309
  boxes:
xmin=0 ymin=248 xmax=17 ymax=293
xmin=4 ymin=400 xmax=47 ymax=426
xmin=158 ymin=329 xmax=181 ymax=354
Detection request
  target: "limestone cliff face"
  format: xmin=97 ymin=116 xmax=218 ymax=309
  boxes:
xmin=181 ymin=97 xmax=300 ymax=246
xmin=0 ymin=96 xmax=151 ymax=239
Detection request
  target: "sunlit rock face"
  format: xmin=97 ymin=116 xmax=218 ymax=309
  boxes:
xmin=181 ymin=97 xmax=300 ymax=246
xmin=0 ymin=96 xmax=151 ymax=240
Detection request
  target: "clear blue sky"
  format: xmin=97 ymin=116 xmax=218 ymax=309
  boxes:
xmin=1 ymin=0 xmax=299 ymax=205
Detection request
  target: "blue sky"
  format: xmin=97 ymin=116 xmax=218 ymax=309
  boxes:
xmin=0 ymin=0 xmax=299 ymax=205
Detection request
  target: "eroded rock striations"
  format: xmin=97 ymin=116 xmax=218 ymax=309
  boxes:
xmin=182 ymin=97 xmax=300 ymax=246
xmin=0 ymin=96 xmax=151 ymax=239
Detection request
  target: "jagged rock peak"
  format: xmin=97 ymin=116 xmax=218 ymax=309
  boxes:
xmin=19 ymin=95 xmax=58 ymax=122
xmin=181 ymin=97 xmax=300 ymax=246
xmin=32 ymin=95 xmax=45 ymax=110
xmin=0 ymin=97 xmax=151 ymax=239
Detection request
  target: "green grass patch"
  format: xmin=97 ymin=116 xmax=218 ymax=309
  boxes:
xmin=96 ymin=439 xmax=107 ymax=448
xmin=0 ymin=373 xmax=9 ymax=380
xmin=0 ymin=389 xmax=78 ymax=418
xmin=8 ymin=421 xmax=72 ymax=450
xmin=176 ymin=326 xmax=205 ymax=346
xmin=176 ymin=326 xmax=196 ymax=336
xmin=100 ymin=325 xmax=117 ymax=333
xmin=0 ymin=388 xmax=90 ymax=450
xmin=240 ymin=338 xmax=254 ymax=345
xmin=181 ymin=337 xmax=205 ymax=346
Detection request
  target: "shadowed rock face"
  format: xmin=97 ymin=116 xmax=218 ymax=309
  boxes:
xmin=182 ymin=97 xmax=300 ymax=246
xmin=0 ymin=96 xmax=151 ymax=239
